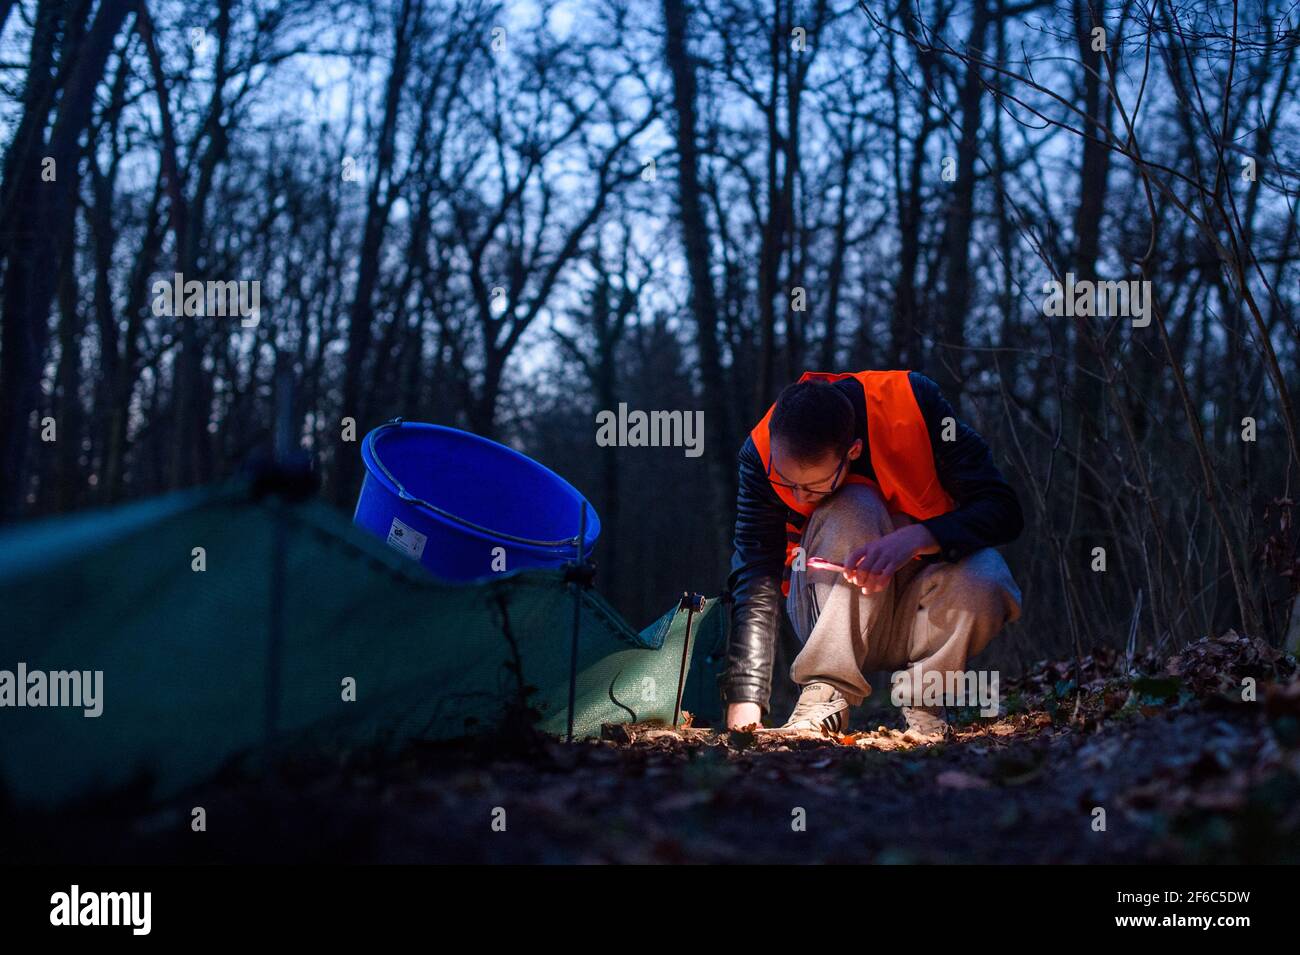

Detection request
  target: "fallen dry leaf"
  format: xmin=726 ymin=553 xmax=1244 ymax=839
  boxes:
xmin=820 ymin=726 xmax=864 ymax=746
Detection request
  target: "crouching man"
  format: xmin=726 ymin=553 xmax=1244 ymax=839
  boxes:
xmin=722 ymin=370 xmax=1024 ymax=737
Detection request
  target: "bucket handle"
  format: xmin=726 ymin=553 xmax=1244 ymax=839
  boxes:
xmin=365 ymin=419 xmax=587 ymax=551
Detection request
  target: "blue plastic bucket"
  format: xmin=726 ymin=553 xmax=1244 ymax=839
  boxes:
xmin=353 ymin=420 xmax=600 ymax=581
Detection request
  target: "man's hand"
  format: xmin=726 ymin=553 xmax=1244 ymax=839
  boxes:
xmin=843 ymin=524 xmax=939 ymax=594
xmin=726 ymin=701 xmax=763 ymax=730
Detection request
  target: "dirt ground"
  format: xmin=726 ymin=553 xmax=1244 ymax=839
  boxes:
xmin=8 ymin=631 xmax=1300 ymax=864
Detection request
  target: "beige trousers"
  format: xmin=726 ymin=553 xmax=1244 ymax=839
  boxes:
xmin=786 ymin=484 xmax=1022 ymax=707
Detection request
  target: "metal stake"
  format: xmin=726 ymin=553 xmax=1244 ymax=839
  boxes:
xmin=566 ymin=502 xmax=588 ymax=742
xmin=673 ymin=593 xmax=705 ymax=729
xmin=265 ymin=367 xmax=295 ymax=747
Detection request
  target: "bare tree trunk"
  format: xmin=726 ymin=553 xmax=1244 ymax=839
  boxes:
xmin=934 ymin=1 xmax=990 ymax=399
xmin=663 ymin=0 xmax=736 ymax=520
xmin=53 ymin=203 xmax=84 ymax=513
xmin=888 ymin=12 xmax=938 ymax=369
xmin=336 ymin=0 xmax=421 ymax=502
xmin=821 ymin=141 xmax=854 ymax=370
xmin=755 ymin=0 xmax=785 ymax=411
xmin=0 ymin=0 xmax=134 ymax=521
xmin=1067 ymin=0 xmax=1116 ymax=644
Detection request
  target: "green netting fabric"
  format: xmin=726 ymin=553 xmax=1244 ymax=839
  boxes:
xmin=0 ymin=483 xmax=725 ymax=809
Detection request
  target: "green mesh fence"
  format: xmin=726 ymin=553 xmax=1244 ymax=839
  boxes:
xmin=0 ymin=483 xmax=725 ymax=809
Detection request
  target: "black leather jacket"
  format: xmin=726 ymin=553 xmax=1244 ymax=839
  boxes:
xmin=721 ymin=372 xmax=1024 ymax=714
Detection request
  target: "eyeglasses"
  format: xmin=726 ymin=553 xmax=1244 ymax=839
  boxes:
xmin=766 ymin=452 xmax=848 ymax=496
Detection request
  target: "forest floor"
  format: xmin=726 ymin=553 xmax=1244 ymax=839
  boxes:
xmin=11 ymin=631 xmax=1300 ymax=864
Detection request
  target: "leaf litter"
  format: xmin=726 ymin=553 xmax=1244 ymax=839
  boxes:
xmin=6 ymin=630 xmax=1299 ymax=863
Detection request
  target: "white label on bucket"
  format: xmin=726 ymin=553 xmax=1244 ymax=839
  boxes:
xmin=386 ymin=517 xmax=427 ymax=561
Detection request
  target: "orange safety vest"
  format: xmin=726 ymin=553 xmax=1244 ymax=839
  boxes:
xmin=750 ymin=370 xmax=956 ymax=594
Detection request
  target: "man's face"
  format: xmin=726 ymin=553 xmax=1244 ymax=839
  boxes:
xmin=769 ymin=438 xmax=863 ymax=506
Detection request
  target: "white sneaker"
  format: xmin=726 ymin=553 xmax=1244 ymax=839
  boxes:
xmin=780 ymin=682 xmax=850 ymax=733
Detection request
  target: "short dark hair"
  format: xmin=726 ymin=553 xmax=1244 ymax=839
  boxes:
xmin=769 ymin=380 xmax=856 ymax=463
